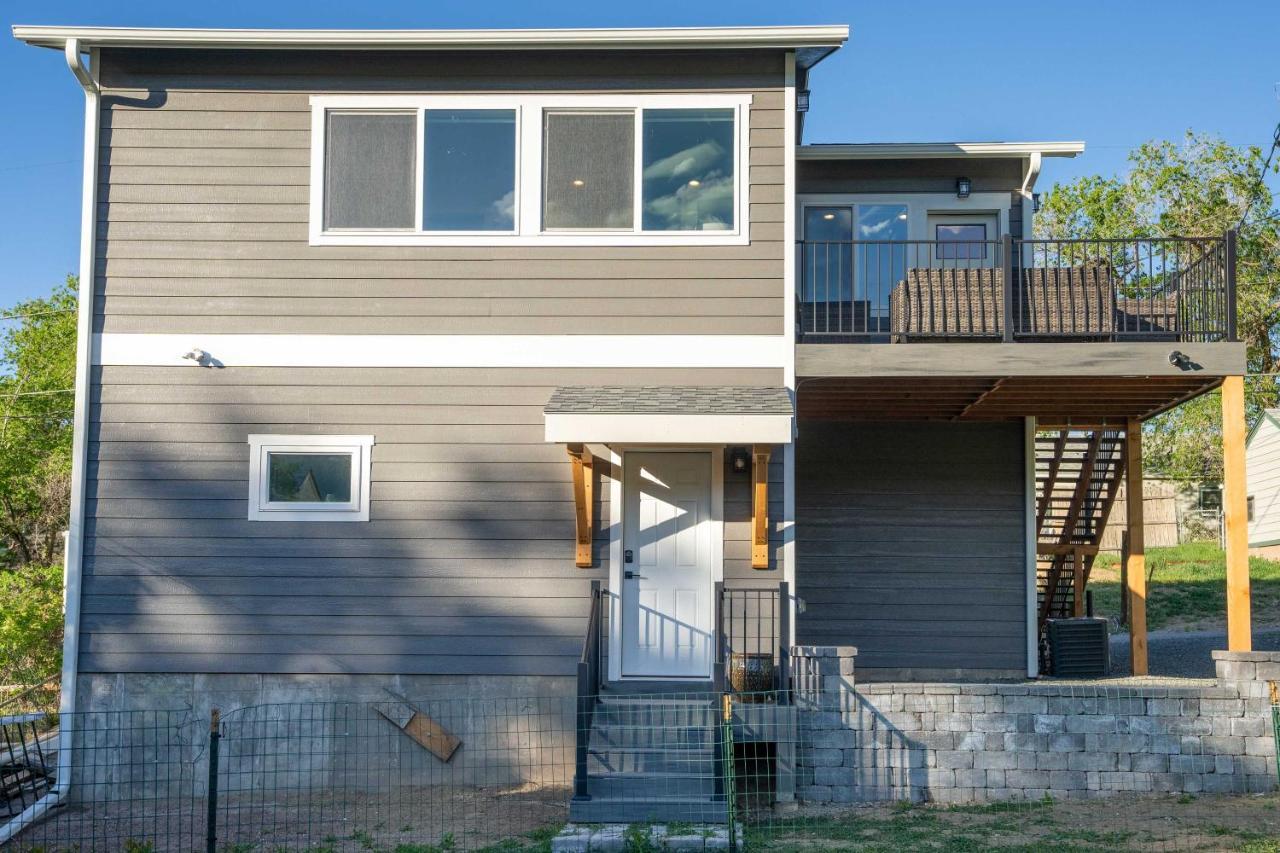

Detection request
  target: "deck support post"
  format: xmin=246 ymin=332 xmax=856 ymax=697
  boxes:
xmin=1222 ymin=375 xmax=1252 ymax=651
xmin=751 ymin=445 xmax=771 ymax=569
xmin=1125 ymin=418 xmax=1148 ymax=675
xmin=567 ymin=444 xmax=593 ymax=568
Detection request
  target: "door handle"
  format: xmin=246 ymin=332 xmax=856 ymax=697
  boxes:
xmin=624 ymin=570 xmax=643 ymax=580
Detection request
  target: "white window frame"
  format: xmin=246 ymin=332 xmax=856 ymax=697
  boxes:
xmin=309 ymin=93 xmax=752 ymax=247
xmin=247 ymin=434 xmax=374 ymax=522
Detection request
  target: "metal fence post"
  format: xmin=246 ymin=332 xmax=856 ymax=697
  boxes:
xmin=1001 ymin=233 xmax=1015 ymax=342
xmin=206 ymin=708 xmax=220 ymax=853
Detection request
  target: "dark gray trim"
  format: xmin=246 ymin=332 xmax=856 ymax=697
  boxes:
xmin=797 ymin=341 xmax=1246 ymax=378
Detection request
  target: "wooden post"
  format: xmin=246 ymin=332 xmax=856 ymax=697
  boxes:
xmin=751 ymin=445 xmax=771 ymax=569
xmin=1125 ymin=418 xmax=1148 ymax=675
xmin=1072 ymin=546 xmax=1085 ymax=618
xmin=567 ymin=444 xmax=593 ymax=568
xmin=1222 ymin=375 xmax=1253 ymax=651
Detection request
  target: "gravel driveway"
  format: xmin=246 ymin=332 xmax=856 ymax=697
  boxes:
xmin=1110 ymin=626 xmax=1280 ymax=677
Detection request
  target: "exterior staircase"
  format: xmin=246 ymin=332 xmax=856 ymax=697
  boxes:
xmin=569 ymin=694 xmax=727 ymax=824
xmin=1035 ymin=429 xmax=1127 ymax=635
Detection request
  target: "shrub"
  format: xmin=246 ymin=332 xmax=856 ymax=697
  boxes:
xmin=0 ymin=563 xmax=62 ymax=688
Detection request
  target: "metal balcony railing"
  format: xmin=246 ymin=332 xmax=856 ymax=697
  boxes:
xmin=797 ymin=232 xmax=1237 ymax=344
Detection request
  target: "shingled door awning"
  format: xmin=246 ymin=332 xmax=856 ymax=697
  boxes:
xmin=543 ymin=385 xmax=794 ymax=444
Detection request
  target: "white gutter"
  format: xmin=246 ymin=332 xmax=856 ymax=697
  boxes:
xmin=797 ymin=141 xmax=1085 ymax=160
xmin=0 ymin=36 xmax=97 ymax=846
xmin=11 ymin=24 xmax=848 ymax=65
xmin=1021 ymin=151 xmax=1044 ymax=194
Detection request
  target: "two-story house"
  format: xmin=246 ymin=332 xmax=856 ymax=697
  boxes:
xmin=10 ymin=22 xmax=1256 ymax=825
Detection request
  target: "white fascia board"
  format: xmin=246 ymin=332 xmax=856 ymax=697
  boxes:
xmin=94 ymin=333 xmax=789 ymax=369
xmin=13 ymin=24 xmax=849 ymax=52
xmin=797 ymin=141 xmax=1086 ymax=160
xmin=544 ymin=413 xmax=794 ymax=444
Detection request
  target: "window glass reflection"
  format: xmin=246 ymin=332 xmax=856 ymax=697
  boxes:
xmin=642 ymin=109 xmax=735 ymax=231
xmin=423 ymin=110 xmax=516 ymax=231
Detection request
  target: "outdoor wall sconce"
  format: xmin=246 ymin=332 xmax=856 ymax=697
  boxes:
xmin=183 ymin=347 xmax=211 ymax=367
xmin=730 ymin=447 xmax=751 ymax=475
xmin=956 ymin=177 xmax=972 ymax=199
xmin=796 ymin=89 xmax=811 ymax=113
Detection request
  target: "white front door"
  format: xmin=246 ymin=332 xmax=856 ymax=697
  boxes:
xmin=621 ymin=451 xmax=715 ymax=679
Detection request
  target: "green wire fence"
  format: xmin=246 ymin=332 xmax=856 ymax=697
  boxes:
xmin=2 ymin=687 xmax=1279 ymax=852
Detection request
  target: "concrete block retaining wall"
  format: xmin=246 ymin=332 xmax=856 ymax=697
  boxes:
xmin=793 ymin=646 xmax=1278 ymax=804
xmin=71 ymin=673 xmax=576 ymax=798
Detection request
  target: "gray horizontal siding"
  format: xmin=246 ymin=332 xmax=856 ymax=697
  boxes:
xmin=82 ymin=365 xmax=783 ymax=676
xmin=94 ymin=48 xmax=785 ymax=336
xmin=795 ymin=421 xmax=1027 ymax=676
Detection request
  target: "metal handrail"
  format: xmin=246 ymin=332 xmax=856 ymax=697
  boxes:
xmin=719 ymin=583 xmax=791 ymax=704
xmin=572 ymin=581 xmax=603 ymax=801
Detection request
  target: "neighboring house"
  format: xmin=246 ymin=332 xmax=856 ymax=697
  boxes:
xmin=9 ymin=22 xmax=1254 ymax=817
xmin=1248 ymin=409 xmax=1280 ymax=556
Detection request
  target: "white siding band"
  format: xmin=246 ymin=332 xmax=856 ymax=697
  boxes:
xmin=545 ymin=413 xmax=793 ymax=444
xmin=94 ymin=333 xmax=789 ymax=369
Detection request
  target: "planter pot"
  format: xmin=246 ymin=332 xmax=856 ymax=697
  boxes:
xmin=729 ymin=652 xmax=775 ymax=700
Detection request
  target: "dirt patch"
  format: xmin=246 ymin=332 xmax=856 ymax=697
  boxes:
xmin=8 ymin=784 xmax=570 ymax=852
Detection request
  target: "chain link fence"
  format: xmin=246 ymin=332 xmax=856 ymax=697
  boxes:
xmin=2 ymin=686 xmax=1279 ymax=851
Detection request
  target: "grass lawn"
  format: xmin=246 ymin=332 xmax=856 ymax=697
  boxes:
xmin=746 ymin=794 xmax=1280 ymax=852
xmin=1089 ymin=541 xmax=1280 ymax=632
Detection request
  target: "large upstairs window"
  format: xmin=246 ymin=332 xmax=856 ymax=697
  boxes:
xmin=309 ymin=94 xmax=751 ymax=246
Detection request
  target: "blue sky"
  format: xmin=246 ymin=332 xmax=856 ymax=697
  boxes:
xmin=2 ymin=0 xmax=1277 ymax=307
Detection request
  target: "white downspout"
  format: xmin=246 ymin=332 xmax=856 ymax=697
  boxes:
xmin=0 ymin=37 xmax=98 ymax=844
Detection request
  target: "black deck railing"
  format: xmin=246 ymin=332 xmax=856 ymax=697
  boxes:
xmin=573 ymin=581 xmax=604 ymax=801
xmin=797 ymin=232 xmax=1237 ymax=344
xmin=717 ymin=583 xmax=791 ymax=704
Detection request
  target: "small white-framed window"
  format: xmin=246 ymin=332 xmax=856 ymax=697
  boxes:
xmin=309 ymin=94 xmax=751 ymax=247
xmin=247 ymin=435 xmax=374 ymax=522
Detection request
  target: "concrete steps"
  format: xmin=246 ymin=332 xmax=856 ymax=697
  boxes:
xmin=570 ymin=695 xmax=728 ymax=824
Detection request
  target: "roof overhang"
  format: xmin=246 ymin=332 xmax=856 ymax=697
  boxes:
xmin=13 ymin=24 xmax=849 ymax=69
xmin=544 ymin=386 xmax=794 ymax=444
xmin=797 ymin=141 xmax=1086 ymax=160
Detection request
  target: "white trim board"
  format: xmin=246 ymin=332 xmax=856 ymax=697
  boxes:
xmin=545 ymin=413 xmax=793 ymax=444
xmin=781 ymin=50 xmax=798 ymax=644
xmin=797 ymin=141 xmax=1084 ymax=160
xmin=15 ymin=24 xmax=850 ymax=54
xmin=94 ymin=334 xmax=789 ymax=369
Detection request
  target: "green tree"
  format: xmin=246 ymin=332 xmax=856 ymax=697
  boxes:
xmin=1036 ymin=132 xmax=1280 ymax=481
xmin=0 ymin=276 xmax=76 ymax=687
xmin=0 ymin=276 xmax=77 ymax=565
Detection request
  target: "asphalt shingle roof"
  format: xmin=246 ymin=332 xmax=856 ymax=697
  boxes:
xmin=545 ymin=386 xmax=793 ymax=416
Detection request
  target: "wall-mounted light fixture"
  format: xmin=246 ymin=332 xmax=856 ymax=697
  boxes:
xmin=730 ymin=447 xmax=751 ymax=475
xmin=796 ymin=90 xmax=811 ymax=113
xmin=183 ymin=347 xmax=210 ymax=367
xmin=1032 ymin=192 xmax=1042 ymax=213
xmin=956 ymin=177 xmax=972 ymax=199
